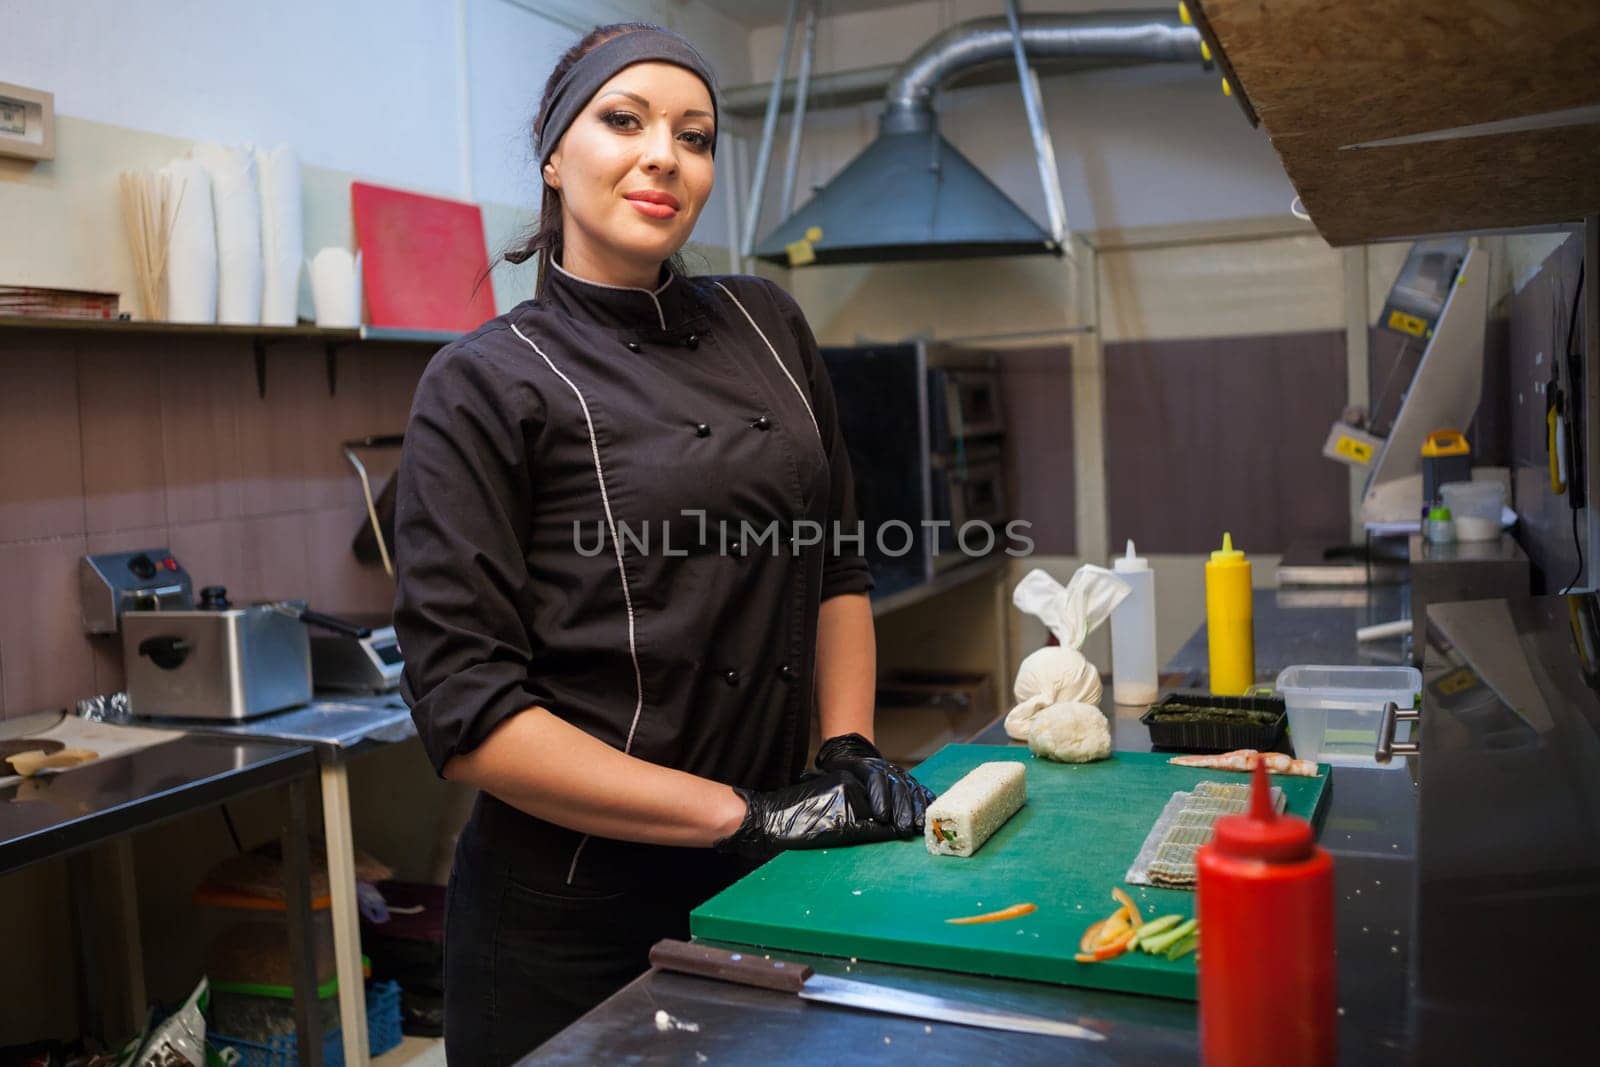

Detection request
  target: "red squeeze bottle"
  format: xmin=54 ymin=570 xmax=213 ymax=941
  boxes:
xmin=1196 ymin=760 xmax=1335 ymax=1066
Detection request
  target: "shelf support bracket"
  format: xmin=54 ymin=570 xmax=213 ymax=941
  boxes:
xmin=324 ymin=341 xmax=340 ymax=397
xmin=252 ymin=337 xmax=269 ymax=399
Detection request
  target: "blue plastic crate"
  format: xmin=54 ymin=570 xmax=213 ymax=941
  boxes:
xmin=213 ymin=980 xmax=403 ymax=1066
xmin=366 ymin=979 xmax=404 ymax=1057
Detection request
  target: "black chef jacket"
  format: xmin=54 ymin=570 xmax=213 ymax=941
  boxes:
xmin=394 ymin=260 xmax=874 ymax=801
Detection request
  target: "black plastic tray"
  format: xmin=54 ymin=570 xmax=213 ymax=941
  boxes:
xmin=1140 ymin=692 xmax=1287 ymax=753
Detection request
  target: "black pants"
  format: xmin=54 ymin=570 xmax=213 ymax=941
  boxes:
xmin=443 ymin=794 xmax=751 ymax=1065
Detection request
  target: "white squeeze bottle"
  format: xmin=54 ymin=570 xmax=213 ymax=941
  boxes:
xmin=1111 ymin=540 xmax=1159 ymax=705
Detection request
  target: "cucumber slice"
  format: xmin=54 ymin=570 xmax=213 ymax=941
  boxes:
xmin=1165 ymin=933 xmax=1198 ymax=961
xmin=1142 ymin=918 xmax=1197 ymax=955
xmin=1127 ymin=914 xmax=1183 ymax=949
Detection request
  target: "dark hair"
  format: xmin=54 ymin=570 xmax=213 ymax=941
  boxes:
xmin=503 ymin=22 xmax=693 ymax=297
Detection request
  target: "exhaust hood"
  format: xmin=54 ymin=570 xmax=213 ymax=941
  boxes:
xmin=755 ymin=123 xmax=1057 ymax=265
xmin=752 ymin=11 xmax=1203 ymax=267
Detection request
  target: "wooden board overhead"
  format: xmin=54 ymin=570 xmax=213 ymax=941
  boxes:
xmin=1192 ymin=0 xmax=1600 ymax=245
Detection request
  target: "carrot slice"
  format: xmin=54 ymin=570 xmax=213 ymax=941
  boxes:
xmin=945 ymin=902 xmax=1037 ymax=925
xmin=1079 ymin=920 xmax=1107 ymax=953
xmin=1093 ymin=929 xmax=1137 ymax=961
xmin=1111 ymin=887 xmax=1143 ymax=927
xmin=1098 ymin=911 xmax=1131 ymax=945
xmin=1076 ymin=929 xmax=1137 ymax=963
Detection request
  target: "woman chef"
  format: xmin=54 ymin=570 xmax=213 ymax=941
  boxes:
xmin=393 ymin=22 xmax=938 ymax=1063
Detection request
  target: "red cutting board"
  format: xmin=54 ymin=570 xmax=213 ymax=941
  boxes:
xmin=351 ymin=181 xmax=498 ymax=331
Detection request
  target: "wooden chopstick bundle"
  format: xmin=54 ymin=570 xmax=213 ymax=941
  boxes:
xmin=117 ymin=169 xmax=186 ymax=320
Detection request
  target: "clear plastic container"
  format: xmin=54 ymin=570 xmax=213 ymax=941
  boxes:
xmin=1439 ymin=481 xmax=1505 ymax=541
xmin=1274 ymin=665 xmax=1421 ymax=766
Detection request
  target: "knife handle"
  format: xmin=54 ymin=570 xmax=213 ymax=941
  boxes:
xmin=649 ymin=939 xmax=813 ymax=993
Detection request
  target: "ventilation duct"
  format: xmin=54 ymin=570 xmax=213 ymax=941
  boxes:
xmin=753 ymin=11 xmax=1204 ymax=266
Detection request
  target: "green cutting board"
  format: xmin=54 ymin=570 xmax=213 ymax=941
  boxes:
xmin=691 ymin=744 xmax=1330 ymax=1000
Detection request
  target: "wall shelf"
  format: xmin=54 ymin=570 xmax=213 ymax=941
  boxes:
xmin=0 ymin=315 xmax=460 ymax=398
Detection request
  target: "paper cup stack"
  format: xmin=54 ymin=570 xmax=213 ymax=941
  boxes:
xmin=127 ymin=141 xmax=315 ymax=325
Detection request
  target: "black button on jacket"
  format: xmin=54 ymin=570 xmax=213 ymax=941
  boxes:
xmin=394 ymin=261 xmax=874 ymax=795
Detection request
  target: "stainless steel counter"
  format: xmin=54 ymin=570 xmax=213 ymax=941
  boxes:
xmin=519 ymin=586 xmax=1422 ymax=1065
xmin=151 ymin=691 xmax=416 ymax=752
xmin=0 ymin=732 xmax=317 ymax=876
xmin=116 ymin=689 xmax=416 ymax=1064
xmin=0 ymin=733 xmax=327 ymax=1059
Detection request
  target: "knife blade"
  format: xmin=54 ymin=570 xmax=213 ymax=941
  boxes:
xmin=648 ymin=940 xmax=1105 ymax=1042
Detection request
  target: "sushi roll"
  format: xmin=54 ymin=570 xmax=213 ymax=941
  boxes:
xmin=925 ymin=762 xmax=1027 ymax=857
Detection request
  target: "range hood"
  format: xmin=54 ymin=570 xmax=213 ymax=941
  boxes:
xmin=753 ymin=11 xmax=1203 ymax=266
xmin=756 ymin=127 xmax=1055 ymax=265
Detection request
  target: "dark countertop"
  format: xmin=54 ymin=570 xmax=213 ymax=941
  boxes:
xmin=1164 ymin=585 xmax=1414 ymax=683
xmin=521 ymin=587 xmax=1421 ymax=1065
xmin=0 ymin=732 xmax=317 ymax=875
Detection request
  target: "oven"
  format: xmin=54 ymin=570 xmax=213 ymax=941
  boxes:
xmin=820 ymin=342 xmax=1009 ymax=596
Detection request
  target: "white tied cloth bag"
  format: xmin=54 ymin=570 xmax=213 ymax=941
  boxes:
xmin=1005 ymin=566 xmax=1130 ymax=742
xmin=1005 ymin=646 xmax=1104 ymax=741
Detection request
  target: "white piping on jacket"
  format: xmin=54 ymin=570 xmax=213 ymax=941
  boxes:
xmin=510 ymin=321 xmax=647 ymax=885
xmin=550 ymin=258 xmax=674 ymax=330
xmin=506 ymin=283 xmax=810 ymax=882
xmin=714 ymin=281 xmax=820 ymax=442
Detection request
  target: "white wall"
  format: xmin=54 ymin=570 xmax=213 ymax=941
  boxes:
xmin=1 ymin=0 xmax=752 ymax=257
xmin=740 ymin=0 xmax=1298 ymax=239
xmin=7 ymin=0 xmax=464 ymax=194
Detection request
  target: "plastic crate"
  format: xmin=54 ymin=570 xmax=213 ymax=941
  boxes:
xmin=1140 ymin=692 xmax=1287 ymax=752
xmin=212 ymin=980 xmax=403 ymax=1066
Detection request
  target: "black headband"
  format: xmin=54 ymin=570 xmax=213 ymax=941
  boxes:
xmin=535 ymin=27 xmax=719 ymax=168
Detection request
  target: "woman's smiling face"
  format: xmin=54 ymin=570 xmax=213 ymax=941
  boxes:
xmin=543 ymin=61 xmax=715 ymax=284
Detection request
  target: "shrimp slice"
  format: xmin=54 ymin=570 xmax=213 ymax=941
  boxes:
xmin=1167 ymin=749 xmax=1318 ymax=777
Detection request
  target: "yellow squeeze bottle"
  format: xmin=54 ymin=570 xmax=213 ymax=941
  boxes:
xmin=1205 ymin=532 xmax=1254 ymax=695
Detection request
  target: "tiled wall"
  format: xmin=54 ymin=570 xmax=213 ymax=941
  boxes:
xmin=1104 ymin=329 xmax=1351 ymax=554
xmin=0 ymin=330 xmax=432 ymax=718
xmin=998 ymin=344 xmax=1076 ymax=555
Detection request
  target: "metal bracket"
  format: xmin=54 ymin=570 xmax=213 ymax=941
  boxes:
xmin=251 ymin=336 xmax=350 ymax=399
xmin=778 ymin=0 xmax=819 ymax=221
xmin=324 ymin=341 xmax=344 ymax=397
xmin=252 ymin=336 xmax=270 ymax=399
xmin=742 ymin=0 xmax=801 ymax=257
xmin=1004 ymin=0 xmax=1072 ymax=256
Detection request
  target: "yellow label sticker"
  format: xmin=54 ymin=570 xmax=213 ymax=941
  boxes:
xmin=1334 ymin=435 xmax=1374 ymax=463
xmin=1437 ymin=668 xmax=1476 ymax=696
xmin=1387 ymin=309 xmax=1428 ymax=336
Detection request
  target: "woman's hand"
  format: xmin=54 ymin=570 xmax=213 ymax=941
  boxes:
xmin=712 ymin=771 xmax=904 ymax=860
xmin=814 ymin=733 xmax=936 ymax=834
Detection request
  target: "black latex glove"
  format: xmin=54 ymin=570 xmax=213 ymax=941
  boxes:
xmin=712 ymin=771 xmax=904 ymax=861
xmin=814 ymin=733 xmax=937 ymax=834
